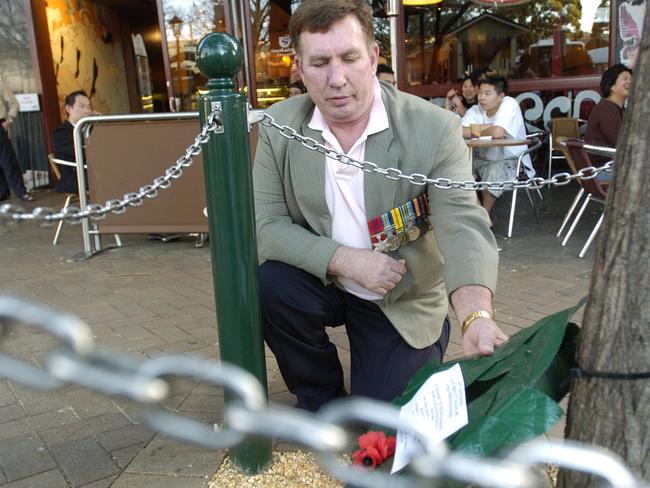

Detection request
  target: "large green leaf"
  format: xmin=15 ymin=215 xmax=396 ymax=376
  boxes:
xmin=449 ymin=388 xmax=563 ymax=456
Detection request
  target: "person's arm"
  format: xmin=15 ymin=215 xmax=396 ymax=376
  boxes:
xmin=427 ymin=115 xmax=505 ymax=356
xmin=253 ymin=122 xmax=343 ymax=281
xmin=327 ymin=246 xmax=406 ymax=296
xmin=460 ymin=108 xmax=477 ymax=139
xmin=1 ymin=81 xmax=19 ymax=127
xmin=481 ymin=124 xmax=506 ymax=138
xmin=453 ymin=97 xmax=467 ymax=117
xmin=444 ymin=89 xmax=456 ymax=112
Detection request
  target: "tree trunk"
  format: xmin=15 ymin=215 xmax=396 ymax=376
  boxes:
xmin=558 ymin=12 xmax=650 ymax=488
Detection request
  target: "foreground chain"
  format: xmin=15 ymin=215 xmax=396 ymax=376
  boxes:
xmin=0 ymin=294 xmax=644 ymax=488
xmin=0 ymin=111 xmax=222 ymax=225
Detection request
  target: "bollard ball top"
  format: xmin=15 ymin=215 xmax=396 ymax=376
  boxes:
xmin=196 ymin=33 xmax=244 ymax=80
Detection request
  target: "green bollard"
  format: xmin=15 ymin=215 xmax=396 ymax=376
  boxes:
xmin=195 ymin=33 xmax=272 ymax=473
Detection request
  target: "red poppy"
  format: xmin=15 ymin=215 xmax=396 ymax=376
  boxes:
xmin=351 ymin=431 xmax=397 ymax=469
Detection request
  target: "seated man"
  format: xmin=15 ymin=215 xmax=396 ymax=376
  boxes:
xmin=254 ymin=0 xmax=506 ymax=413
xmin=461 ymin=71 xmax=533 ymax=218
xmin=53 ymin=90 xmax=93 ymax=194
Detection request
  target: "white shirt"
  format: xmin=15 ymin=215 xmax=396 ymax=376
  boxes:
xmin=308 ymin=78 xmax=389 ymax=300
xmin=461 ymin=96 xmax=534 ymax=177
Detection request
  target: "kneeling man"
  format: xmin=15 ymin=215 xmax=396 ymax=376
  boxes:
xmin=254 ymin=0 xmax=507 ymax=412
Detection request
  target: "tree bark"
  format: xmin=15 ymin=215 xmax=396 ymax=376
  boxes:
xmin=559 ymin=11 xmax=650 ymax=488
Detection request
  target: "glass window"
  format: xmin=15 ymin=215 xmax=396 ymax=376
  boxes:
xmin=404 ymin=0 xmax=610 ymax=86
xmin=161 ymin=0 xmax=228 ymax=111
xmin=0 ymin=0 xmax=36 ymax=93
xmin=250 ymin=0 xmax=295 ymax=108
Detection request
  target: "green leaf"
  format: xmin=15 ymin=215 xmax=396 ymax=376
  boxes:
xmin=450 ymin=388 xmax=563 ymax=456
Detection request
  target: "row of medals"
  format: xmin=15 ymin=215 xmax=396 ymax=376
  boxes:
xmin=373 ymin=219 xmax=431 ymax=253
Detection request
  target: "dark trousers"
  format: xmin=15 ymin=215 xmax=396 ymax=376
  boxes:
xmin=260 ymin=260 xmax=450 ymax=411
xmin=0 ymin=126 xmax=27 ymax=199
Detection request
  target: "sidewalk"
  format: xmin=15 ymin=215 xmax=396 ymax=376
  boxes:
xmin=0 ymin=184 xmax=602 ymax=487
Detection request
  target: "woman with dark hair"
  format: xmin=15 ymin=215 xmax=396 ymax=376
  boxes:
xmin=444 ymin=76 xmax=477 ymax=116
xmin=585 ymin=63 xmax=633 ymax=152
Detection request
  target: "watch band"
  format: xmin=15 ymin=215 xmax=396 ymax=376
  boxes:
xmin=461 ymin=310 xmax=493 ymax=336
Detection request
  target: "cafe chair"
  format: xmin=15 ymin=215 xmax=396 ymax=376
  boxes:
xmin=48 ymin=154 xmax=122 ymax=248
xmin=506 ymin=132 xmax=544 ymax=238
xmin=48 ymin=153 xmax=78 ymax=245
xmin=555 ymin=136 xmax=586 ymax=239
xmin=547 ymin=118 xmax=582 ymax=179
xmin=558 ymin=139 xmax=609 ymax=258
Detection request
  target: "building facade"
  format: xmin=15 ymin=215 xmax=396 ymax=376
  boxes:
xmin=0 ymin=0 xmax=645 ymax=180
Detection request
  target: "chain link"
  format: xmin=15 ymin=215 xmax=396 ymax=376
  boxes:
xmin=258 ymin=112 xmax=613 ymax=190
xmin=0 ymin=294 xmax=645 ymax=488
xmin=0 ymin=110 xmax=612 ymax=226
xmin=0 ymin=111 xmax=223 ymax=225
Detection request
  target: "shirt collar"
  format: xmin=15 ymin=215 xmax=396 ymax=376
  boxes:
xmin=308 ymin=77 xmax=389 ymax=141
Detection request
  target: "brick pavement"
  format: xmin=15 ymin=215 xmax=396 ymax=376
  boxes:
xmin=0 ymin=183 xmax=603 ymax=487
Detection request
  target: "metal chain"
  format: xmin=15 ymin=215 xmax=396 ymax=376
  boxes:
xmin=258 ymin=112 xmax=613 ymax=190
xmin=0 ymin=111 xmax=223 ymax=225
xmin=0 ymin=294 xmax=645 ymax=488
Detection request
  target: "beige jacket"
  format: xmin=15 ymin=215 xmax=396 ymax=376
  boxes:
xmin=253 ymin=82 xmax=498 ymax=348
xmin=0 ymin=77 xmax=19 ymax=123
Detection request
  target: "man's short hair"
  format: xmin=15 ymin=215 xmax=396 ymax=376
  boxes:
xmin=376 ymin=63 xmax=394 ymax=76
xmin=64 ymin=90 xmax=88 ymax=108
xmin=469 ymin=67 xmax=489 ymax=87
xmin=478 ymin=71 xmax=508 ymax=94
xmin=600 ymin=64 xmax=633 ymax=98
xmin=289 ymin=0 xmax=375 ymax=55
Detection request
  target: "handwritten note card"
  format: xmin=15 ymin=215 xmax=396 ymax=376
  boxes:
xmin=391 ymin=363 xmax=468 ymax=473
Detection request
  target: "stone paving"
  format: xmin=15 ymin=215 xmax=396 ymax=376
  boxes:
xmin=0 ymin=182 xmax=604 ymax=487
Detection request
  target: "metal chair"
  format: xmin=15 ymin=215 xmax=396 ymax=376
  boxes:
xmin=47 ymin=153 xmax=78 ymax=245
xmin=547 ymin=118 xmax=581 ymax=179
xmin=47 ymin=154 xmax=121 ymax=248
xmin=558 ymin=139 xmax=610 ymax=258
xmin=555 ymin=136 xmax=586 ymax=239
xmin=506 ymin=133 xmax=544 ymax=238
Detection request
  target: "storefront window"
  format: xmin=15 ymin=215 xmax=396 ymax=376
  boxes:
xmin=404 ymin=0 xmax=610 ymax=86
xmin=0 ymin=0 xmax=37 ymax=93
xmin=161 ymin=0 xmax=228 ymax=111
xmin=250 ymin=0 xmax=295 ymax=107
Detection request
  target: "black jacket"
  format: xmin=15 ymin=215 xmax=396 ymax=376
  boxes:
xmin=52 ymin=120 xmax=78 ymax=193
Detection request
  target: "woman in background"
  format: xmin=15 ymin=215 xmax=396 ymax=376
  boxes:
xmin=444 ymin=76 xmax=477 ymax=116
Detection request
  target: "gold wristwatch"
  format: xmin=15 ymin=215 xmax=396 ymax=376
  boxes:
xmin=461 ymin=310 xmax=493 ymax=336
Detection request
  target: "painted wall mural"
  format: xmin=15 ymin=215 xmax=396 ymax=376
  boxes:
xmin=46 ymin=0 xmax=129 ymax=118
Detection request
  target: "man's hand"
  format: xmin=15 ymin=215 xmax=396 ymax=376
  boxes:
xmin=328 ymin=246 xmax=406 ymax=296
xmin=450 ymin=285 xmax=507 ymax=357
xmin=462 ymin=318 xmax=508 ymax=356
xmin=1 ymin=119 xmax=10 ymax=130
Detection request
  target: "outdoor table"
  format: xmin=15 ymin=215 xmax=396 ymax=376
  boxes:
xmin=464 ymin=137 xmax=529 ymax=166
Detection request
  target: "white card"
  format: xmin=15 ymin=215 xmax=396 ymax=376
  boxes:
xmin=391 ymin=363 xmax=468 ymax=473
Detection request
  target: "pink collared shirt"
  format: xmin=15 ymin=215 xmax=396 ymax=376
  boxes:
xmin=308 ymin=78 xmax=389 ymax=300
